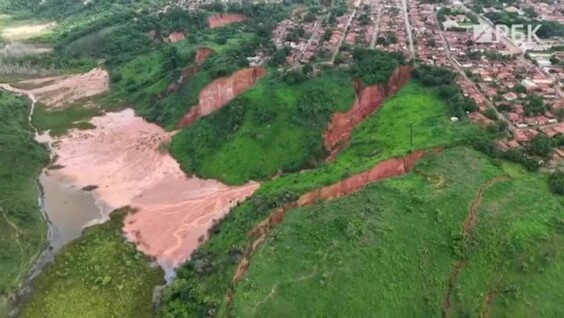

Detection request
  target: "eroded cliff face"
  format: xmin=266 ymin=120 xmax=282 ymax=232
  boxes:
xmin=228 ymin=150 xmax=426 ymax=303
xmin=167 ymin=31 xmax=185 ymax=43
xmin=208 ymin=14 xmax=247 ymax=28
xmin=297 ymin=150 xmax=424 ymax=206
xmin=195 ymin=47 xmax=214 ymax=65
xmin=166 ymin=47 xmax=214 ymax=94
xmin=176 ymin=67 xmax=267 ymax=128
xmin=323 ymin=65 xmax=412 ymax=159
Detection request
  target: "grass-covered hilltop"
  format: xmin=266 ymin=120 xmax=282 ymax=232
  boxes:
xmin=0 ymin=0 xmax=563 ymax=317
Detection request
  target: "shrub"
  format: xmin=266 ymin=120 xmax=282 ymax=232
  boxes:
xmin=527 ymin=135 xmax=553 ymax=158
xmin=548 ymin=171 xmax=564 ymax=195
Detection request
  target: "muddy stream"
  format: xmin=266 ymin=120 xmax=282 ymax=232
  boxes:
xmin=1 ymin=84 xmax=106 ymax=251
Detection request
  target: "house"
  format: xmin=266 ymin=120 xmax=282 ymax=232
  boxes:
xmin=503 ymin=92 xmax=518 ymax=101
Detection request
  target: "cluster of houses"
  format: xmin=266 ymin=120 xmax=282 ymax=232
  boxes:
xmin=253 ymin=0 xmax=564 ymax=159
xmin=372 ymin=0 xmax=411 ymax=58
xmin=410 ymin=2 xmax=451 ymax=66
xmin=270 ymin=9 xmax=329 ymax=66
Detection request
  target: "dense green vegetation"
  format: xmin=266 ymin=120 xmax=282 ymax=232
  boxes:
xmin=20 ymin=209 xmax=165 ymax=318
xmin=412 ymin=66 xmax=477 ymax=118
xmin=350 ymin=48 xmax=403 ymax=85
xmin=233 ymin=147 xmax=564 ymax=317
xmin=161 ymin=79 xmax=480 ymax=317
xmin=102 ymin=3 xmax=291 ymax=129
xmin=171 ymin=71 xmax=356 ymax=184
xmin=0 ymin=91 xmax=48 ymax=316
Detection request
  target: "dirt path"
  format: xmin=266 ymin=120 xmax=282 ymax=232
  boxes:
xmin=252 ymin=244 xmax=336 ymax=314
xmin=440 ymin=176 xmax=509 ymax=318
xmin=480 ymin=278 xmax=503 ymax=318
xmin=462 ymin=176 xmax=509 ymax=236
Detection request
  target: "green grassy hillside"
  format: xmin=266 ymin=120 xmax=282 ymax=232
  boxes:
xmin=233 ymin=147 xmax=564 ymax=317
xmin=0 ymin=91 xmax=48 ymax=316
xmin=171 ymin=71 xmax=356 ymax=184
xmin=161 ymin=79 xmax=481 ymax=317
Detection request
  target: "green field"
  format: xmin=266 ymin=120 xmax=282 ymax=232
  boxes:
xmin=233 ymin=147 xmax=564 ymax=317
xmin=0 ymin=91 xmax=48 ymax=316
xmin=20 ymin=209 xmax=165 ymax=318
xmin=171 ymin=71 xmax=356 ymax=184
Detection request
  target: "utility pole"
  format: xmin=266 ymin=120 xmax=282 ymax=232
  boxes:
xmin=409 ymin=123 xmax=413 ymax=151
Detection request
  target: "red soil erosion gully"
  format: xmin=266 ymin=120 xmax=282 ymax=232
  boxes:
xmin=223 ymin=65 xmax=416 ymax=310
xmin=208 ymin=14 xmax=247 ymax=29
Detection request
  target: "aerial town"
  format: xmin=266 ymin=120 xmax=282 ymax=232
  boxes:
xmin=222 ymin=0 xmax=564 ymax=163
xmin=2 ymin=0 xmax=564 ymax=316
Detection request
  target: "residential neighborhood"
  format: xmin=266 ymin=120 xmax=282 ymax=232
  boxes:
xmin=265 ymin=0 xmax=564 ymax=161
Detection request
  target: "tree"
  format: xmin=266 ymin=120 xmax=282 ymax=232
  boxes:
xmin=527 ymin=135 xmax=553 ymax=158
xmin=548 ymin=171 xmax=564 ymax=195
xmin=302 ymin=63 xmax=313 ymax=76
xmin=513 ymin=83 xmax=527 ymax=94
xmin=215 ymin=36 xmax=227 ymax=45
xmin=484 ymin=108 xmax=498 ymax=120
xmin=303 ymin=11 xmax=316 ymax=23
xmin=524 ymin=95 xmax=545 ymax=116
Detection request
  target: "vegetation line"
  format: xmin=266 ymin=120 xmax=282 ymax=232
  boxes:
xmin=440 ymin=176 xmax=510 ymax=318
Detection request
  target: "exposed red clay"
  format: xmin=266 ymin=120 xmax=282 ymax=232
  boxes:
xmin=208 ymin=14 xmax=247 ymax=28
xmin=176 ymin=67 xmax=266 ymax=128
xmin=226 ymin=150 xmax=427 ymax=309
xmin=167 ymin=31 xmax=185 ymax=43
xmin=166 ymin=47 xmax=214 ymax=94
xmin=323 ymin=65 xmax=412 ymax=159
xmin=195 ymin=47 xmax=214 ymax=65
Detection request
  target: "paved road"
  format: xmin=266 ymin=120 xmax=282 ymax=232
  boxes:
xmin=370 ymin=0 xmax=382 ymax=48
xmin=400 ymin=0 xmax=415 ymax=59
xmin=331 ymin=0 xmax=361 ymax=63
xmin=294 ymin=20 xmax=322 ymax=67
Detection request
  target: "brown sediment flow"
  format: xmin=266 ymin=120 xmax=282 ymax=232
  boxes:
xmin=176 ymin=67 xmax=266 ymax=128
xmin=227 ymin=150 xmax=426 ymax=307
xmin=323 ymin=65 xmax=412 ymax=159
xmin=14 ymin=68 xmax=109 ymax=108
xmin=208 ymin=14 xmax=247 ymax=28
xmin=51 ymin=109 xmax=259 ymax=267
